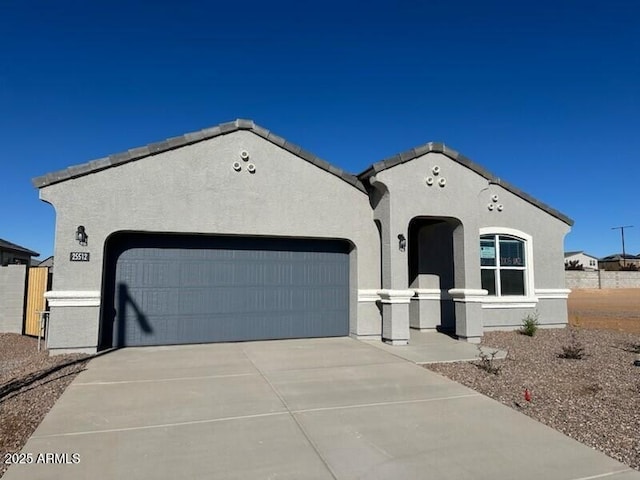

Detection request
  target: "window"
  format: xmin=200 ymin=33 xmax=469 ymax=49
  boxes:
xmin=480 ymin=234 xmax=527 ymax=296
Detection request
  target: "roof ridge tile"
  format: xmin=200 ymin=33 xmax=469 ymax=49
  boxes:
xmin=32 ymin=119 xmax=367 ymax=193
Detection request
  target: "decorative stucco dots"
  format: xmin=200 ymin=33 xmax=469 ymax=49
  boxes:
xmin=488 ymin=193 xmax=504 ymax=212
xmin=233 ymin=150 xmax=256 ymax=173
xmin=425 ymin=165 xmax=446 ymax=188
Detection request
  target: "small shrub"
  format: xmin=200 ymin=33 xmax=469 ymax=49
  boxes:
xmin=520 ymin=312 xmax=539 ymax=337
xmin=623 ymin=342 xmax=640 ymax=354
xmin=475 ymin=346 xmax=502 ymax=375
xmin=579 ymin=383 xmax=602 ymax=395
xmin=564 ymin=260 xmax=584 ymax=271
xmin=620 ymin=263 xmax=639 ymax=271
xmin=559 ymin=331 xmax=586 ymax=359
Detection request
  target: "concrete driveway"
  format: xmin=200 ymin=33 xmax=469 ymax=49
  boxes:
xmin=5 ymin=337 xmax=639 ymax=480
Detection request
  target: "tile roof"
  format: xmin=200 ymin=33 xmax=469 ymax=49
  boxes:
xmin=600 ymin=253 xmax=640 ymax=261
xmin=32 ymin=119 xmax=366 ymax=193
xmin=358 ymin=142 xmax=573 ymax=226
xmin=0 ymin=238 xmax=39 ymax=257
xmin=32 ymin=119 xmax=573 ymax=226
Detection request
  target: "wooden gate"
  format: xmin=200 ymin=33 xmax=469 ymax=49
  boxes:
xmin=24 ymin=267 xmax=49 ymax=336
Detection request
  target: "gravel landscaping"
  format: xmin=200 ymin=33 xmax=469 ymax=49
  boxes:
xmin=426 ymin=326 xmax=640 ymax=471
xmin=0 ymin=334 xmax=89 ymax=478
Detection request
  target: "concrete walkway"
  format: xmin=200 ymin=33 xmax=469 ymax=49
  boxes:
xmin=4 ymin=337 xmax=639 ymax=480
xmin=362 ymin=330 xmax=507 ymax=364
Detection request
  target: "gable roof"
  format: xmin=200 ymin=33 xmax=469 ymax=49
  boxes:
xmin=35 ymin=255 xmax=54 ymax=268
xmin=600 ymin=253 xmax=640 ymax=261
xmin=565 ymin=251 xmax=599 ymax=260
xmin=32 ymin=119 xmax=573 ymax=226
xmin=358 ymin=142 xmax=573 ymax=226
xmin=0 ymin=238 xmax=39 ymax=257
xmin=32 ymin=119 xmax=367 ymax=193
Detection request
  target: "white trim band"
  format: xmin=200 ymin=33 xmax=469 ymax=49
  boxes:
xmin=448 ymin=288 xmax=488 ymax=303
xmin=358 ymin=289 xmax=381 ymax=302
xmin=378 ymin=289 xmax=415 ymax=304
xmin=45 ymin=290 xmax=101 ymax=307
xmin=534 ymin=288 xmax=571 ymax=299
xmin=482 ymin=302 xmax=538 ymax=309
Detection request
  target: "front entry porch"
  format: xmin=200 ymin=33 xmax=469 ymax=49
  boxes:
xmin=361 ymin=329 xmax=506 ymax=364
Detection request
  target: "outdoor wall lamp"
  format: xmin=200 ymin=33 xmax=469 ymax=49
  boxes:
xmin=398 ymin=234 xmax=406 ymax=252
xmin=76 ymin=226 xmax=88 ymax=246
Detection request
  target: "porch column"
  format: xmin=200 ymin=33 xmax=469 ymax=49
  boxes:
xmin=378 ymin=289 xmax=415 ymax=345
xmin=448 ymin=288 xmax=487 ymax=343
xmin=410 ymin=288 xmax=443 ymax=330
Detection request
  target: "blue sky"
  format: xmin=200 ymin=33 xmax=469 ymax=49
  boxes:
xmin=2 ymin=0 xmax=638 ymax=259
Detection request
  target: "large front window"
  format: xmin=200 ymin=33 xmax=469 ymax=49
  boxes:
xmin=480 ymin=235 xmax=526 ymax=296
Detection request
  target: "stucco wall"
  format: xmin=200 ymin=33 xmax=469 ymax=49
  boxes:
xmin=566 ymin=270 xmax=640 ymax=289
xmin=0 ymin=264 xmax=26 ymax=333
xmin=370 ymin=151 xmax=570 ymax=329
xmin=41 ymin=131 xmax=381 ymax=350
xmin=371 ymin=153 xmax=570 ymax=291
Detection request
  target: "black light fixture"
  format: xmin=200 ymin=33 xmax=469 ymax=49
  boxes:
xmin=398 ymin=234 xmax=406 ymax=252
xmin=76 ymin=225 xmax=88 ymax=246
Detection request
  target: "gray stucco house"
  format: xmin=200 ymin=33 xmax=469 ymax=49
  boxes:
xmin=34 ymin=119 xmax=573 ymax=354
xmin=0 ymin=238 xmax=39 ymax=266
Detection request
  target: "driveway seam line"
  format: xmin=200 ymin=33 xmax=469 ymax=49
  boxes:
xmin=73 ymin=372 xmax=256 ymax=386
xmin=291 ymin=393 xmax=481 ymax=414
xmin=240 ymin=345 xmax=340 ymax=480
xmin=31 ymin=411 xmax=289 ymax=439
xmin=30 ymin=394 xmax=480 ymax=439
xmin=251 ymin=359 xmax=404 ymax=374
xmin=571 ymin=469 xmax=634 ymax=480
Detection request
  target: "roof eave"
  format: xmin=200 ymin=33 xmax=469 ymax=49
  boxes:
xmin=357 ymin=142 xmax=574 ymax=227
xmin=33 ymin=119 xmax=367 ymax=194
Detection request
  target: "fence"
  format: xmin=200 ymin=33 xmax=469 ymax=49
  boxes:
xmin=25 ymin=267 xmax=49 ymax=336
xmin=565 ymin=270 xmax=640 ymax=289
xmin=0 ymin=264 xmax=27 ymax=333
xmin=0 ymin=265 xmax=50 ymax=335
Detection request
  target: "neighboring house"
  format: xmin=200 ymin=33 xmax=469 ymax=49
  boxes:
xmin=599 ymin=254 xmax=640 ymax=271
xmin=0 ymin=239 xmax=39 ymax=333
xmin=33 ymin=119 xmax=573 ymax=354
xmin=0 ymin=238 xmax=39 ymax=266
xmin=34 ymin=255 xmax=54 ymax=272
xmin=564 ymin=251 xmax=599 ymax=271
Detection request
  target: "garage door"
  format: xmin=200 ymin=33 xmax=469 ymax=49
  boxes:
xmin=102 ymin=234 xmax=350 ymax=347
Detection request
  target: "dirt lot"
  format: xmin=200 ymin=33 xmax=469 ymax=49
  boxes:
xmin=568 ymin=288 xmax=640 ymax=333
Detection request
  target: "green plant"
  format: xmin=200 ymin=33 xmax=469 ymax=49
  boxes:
xmin=475 ymin=346 xmax=502 ymax=375
xmin=559 ymin=331 xmax=585 ymax=359
xmin=520 ymin=312 xmax=539 ymax=337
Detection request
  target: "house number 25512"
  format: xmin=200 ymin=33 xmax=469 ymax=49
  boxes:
xmin=69 ymin=252 xmax=90 ymax=262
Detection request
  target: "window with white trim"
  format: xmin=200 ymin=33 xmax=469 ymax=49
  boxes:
xmin=480 ymin=234 xmax=527 ymax=296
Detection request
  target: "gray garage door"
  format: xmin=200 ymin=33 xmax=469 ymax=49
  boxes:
xmin=105 ymin=235 xmax=350 ymax=347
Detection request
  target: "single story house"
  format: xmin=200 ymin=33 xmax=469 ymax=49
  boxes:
xmin=35 ymin=255 xmax=55 ymax=271
xmin=0 ymin=238 xmax=39 ymax=266
xmin=599 ymin=253 xmax=640 ymax=271
xmin=34 ymin=119 xmax=573 ymax=354
xmin=564 ymin=251 xmax=599 ymax=270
